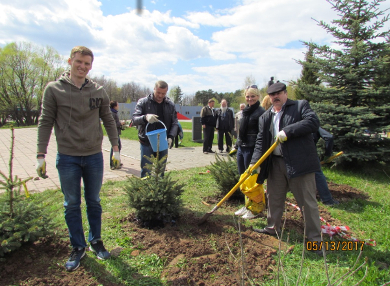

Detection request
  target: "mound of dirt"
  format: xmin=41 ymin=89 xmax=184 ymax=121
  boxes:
xmin=0 ymin=181 xmax=367 ymax=286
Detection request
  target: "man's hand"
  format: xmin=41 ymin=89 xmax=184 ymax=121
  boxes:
xmin=36 ymin=158 xmax=48 ymax=179
xmin=145 ymin=114 xmax=159 ymax=123
xmin=249 ymin=164 xmax=260 ymax=174
xmin=276 ymin=130 xmax=287 ymax=143
xmin=168 ymin=138 xmax=173 ymax=149
xmin=112 ymin=152 xmax=121 ymax=169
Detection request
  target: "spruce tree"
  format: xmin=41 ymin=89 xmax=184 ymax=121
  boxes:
xmin=295 ymin=44 xmax=321 ymax=100
xmin=298 ymin=0 xmax=390 ymax=164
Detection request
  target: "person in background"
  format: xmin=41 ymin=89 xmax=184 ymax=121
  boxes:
xmin=37 ymin=46 xmax=120 ymax=271
xmin=268 ymin=77 xmax=275 ymax=87
xmin=261 ymin=95 xmax=272 ymax=110
xmin=234 ymin=86 xmax=265 ymax=219
xmin=235 ymin=103 xmax=246 ymax=137
xmin=200 ymin=99 xmax=216 ymax=154
xmin=216 ymin=99 xmax=234 ymax=153
xmin=313 ymin=127 xmax=339 ymax=205
xmin=174 ymin=121 xmax=184 ymax=148
xmin=110 ymin=101 xmax=125 ymax=170
xmin=132 ymin=80 xmax=178 ymax=178
xmin=250 ymin=82 xmax=323 ymax=256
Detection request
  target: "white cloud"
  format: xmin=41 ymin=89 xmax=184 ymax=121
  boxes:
xmin=1 ymin=0 xmax=389 ymax=94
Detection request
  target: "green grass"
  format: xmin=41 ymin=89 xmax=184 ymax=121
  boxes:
xmin=11 ymin=162 xmax=390 ymax=285
xmin=178 ymin=121 xmax=192 ymax=130
xmin=0 ymin=122 xmax=37 ymax=129
xmin=102 ymin=122 xmax=222 ymax=148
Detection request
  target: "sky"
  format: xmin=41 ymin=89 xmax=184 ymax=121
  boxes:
xmin=1 ymin=0 xmax=390 ymax=95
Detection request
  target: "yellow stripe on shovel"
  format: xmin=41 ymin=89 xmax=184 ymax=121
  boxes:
xmin=320 ymin=151 xmax=344 ymax=165
xmin=198 ymin=141 xmax=279 ymax=225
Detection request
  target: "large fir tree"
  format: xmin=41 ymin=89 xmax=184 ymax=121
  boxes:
xmin=294 ymin=44 xmax=321 ymax=100
xmin=298 ymin=0 xmax=390 ymax=164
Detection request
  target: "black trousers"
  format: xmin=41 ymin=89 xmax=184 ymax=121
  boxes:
xmin=217 ymin=129 xmax=232 ymax=151
xmin=203 ymin=125 xmax=215 ymax=152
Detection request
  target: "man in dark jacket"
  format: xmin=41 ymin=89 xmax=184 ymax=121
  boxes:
xmin=132 ymin=80 xmax=178 ymax=177
xmin=216 ymin=99 xmax=234 ymax=153
xmin=313 ymin=127 xmax=339 ymax=205
xmin=250 ymin=82 xmax=323 ymax=255
xmin=200 ymin=99 xmax=216 ymax=154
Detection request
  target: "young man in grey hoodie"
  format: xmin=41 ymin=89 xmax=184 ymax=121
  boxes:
xmin=36 ymin=46 xmax=120 ymax=271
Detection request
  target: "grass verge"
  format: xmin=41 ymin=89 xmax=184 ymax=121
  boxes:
xmin=11 ymin=163 xmax=390 ymax=285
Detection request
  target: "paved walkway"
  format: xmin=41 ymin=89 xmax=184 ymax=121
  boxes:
xmin=0 ymin=128 xmax=222 ymax=194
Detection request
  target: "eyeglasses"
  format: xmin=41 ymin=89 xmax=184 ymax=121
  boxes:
xmin=246 ymin=85 xmax=258 ymax=89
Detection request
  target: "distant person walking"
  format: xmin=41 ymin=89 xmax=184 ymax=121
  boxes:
xmin=234 ymin=103 xmax=246 ymax=138
xmin=201 ymin=99 xmax=216 ymax=154
xmin=110 ymin=100 xmax=125 ymax=170
xmin=37 ymin=46 xmax=120 ymax=271
xmin=313 ymin=127 xmax=339 ymax=206
xmin=132 ymin=80 xmax=178 ymax=177
xmin=216 ymin=99 xmax=234 ymax=153
xmin=174 ymin=121 xmax=184 ymax=148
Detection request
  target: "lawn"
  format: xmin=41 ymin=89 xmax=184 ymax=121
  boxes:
xmin=1 ymin=160 xmax=389 ymax=285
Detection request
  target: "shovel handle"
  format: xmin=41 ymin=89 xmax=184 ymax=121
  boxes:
xmin=215 ymin=141 xmax=280 ymax=208
xmin=320 ymin=151 xmax=344 ymax=165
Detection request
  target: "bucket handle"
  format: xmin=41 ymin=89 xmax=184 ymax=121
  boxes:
xmin=146 ymin=120 xmax=167 ymax=133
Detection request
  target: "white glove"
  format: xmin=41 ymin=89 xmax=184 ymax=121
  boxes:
xmin=36 ymin=158 xmax=48 ymax=178
xmin=168 ymin=138 xmax=173 ymax=149
xmin=276 ymin=130 xmax=287 ymax=143
xmin=249 ymin=164 xmax=260 ymax=175
xmin=112 ymin=151 xmax=121 ymax=169
xmin=145 ymin=114 xmax=159 ymax=123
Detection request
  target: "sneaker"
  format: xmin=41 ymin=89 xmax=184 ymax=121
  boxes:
xmin=203 ymin=151 xmax=208 ymax=154
xmin=234 ymin=206 xmax=247 ymax=216
xmin=65 ymin=247 xmax=86 ymax=271
xmin=323 ymin=199 xmax=340 ymax=206
xmin=89 ymin=240 xmax=111 ymax=260
xmin=219 ymin=150 xmax=224 ymax=153
xmin=242 ymin=210 xmax=257 ymax=219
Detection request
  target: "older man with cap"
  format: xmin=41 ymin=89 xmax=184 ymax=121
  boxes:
xmin=200 ymin=99 xmax=217 ymax=154
xmin=249 ymin=82 xmax=323 ymax=256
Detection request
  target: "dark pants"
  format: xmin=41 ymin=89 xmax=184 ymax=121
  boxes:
xmin=174 ymin=135 xmax=179 ymax=148
xmin=217 ymin=129 xmax=232 ymax=152
xmin=203 ymin=125 xmax=214 ymax=152
xmin=237 ymin=146 xmax=254 ymax=174
xmin=110 ymin=136 xmax=121 ymax=167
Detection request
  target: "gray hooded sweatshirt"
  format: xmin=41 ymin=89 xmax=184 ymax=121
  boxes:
xmin=37 ymin=71 xmax=118 ymax=156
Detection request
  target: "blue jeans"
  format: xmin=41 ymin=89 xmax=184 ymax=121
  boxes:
xmin=237 ymin=146 xmax=254 ymax=175
xmin=56 ymin=152 xmax=104 ymax=248
xmin=315 ymin=169 xmax=333 ymax=203
xmin=140 ymin=144 xmax=168 ymax=178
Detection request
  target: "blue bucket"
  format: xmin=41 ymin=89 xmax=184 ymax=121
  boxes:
xmin=145 ymin=120 xmax=168 ymax=152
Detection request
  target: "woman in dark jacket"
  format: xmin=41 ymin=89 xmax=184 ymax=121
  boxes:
xmin=235 ymin=86 xmax=265 ymax=219
xmin=110 ymin=101 xmax=124 ymax=169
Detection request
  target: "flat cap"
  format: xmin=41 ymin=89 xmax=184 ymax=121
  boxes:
xmin=208 ymin=99 xmax=215 ymax=103
xmin=267 ymin=82 xmax=287 ymax=94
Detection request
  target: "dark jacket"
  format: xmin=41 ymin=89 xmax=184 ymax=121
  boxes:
xmin=250 ymin=99 xmax=320 ymax=183
xmin=236 ymin=105 xmax=265 ymax=148
xmin=200 ymin=106 xmax=216 ymax=127
xmin=216 ymin=108 xmax=234 ymax=131
xmin=111 ymin=108 xmax=122 ymax=136
xmin=132 ymin=94 xmax=178 ymax=145
xmin=313 ymin=127 xmax=333 ymax=157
